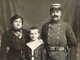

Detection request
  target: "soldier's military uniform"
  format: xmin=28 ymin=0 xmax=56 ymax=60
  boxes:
xmin=41 ymin=3 xmax=77 ymax=60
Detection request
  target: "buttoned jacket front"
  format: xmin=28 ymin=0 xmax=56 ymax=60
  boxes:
xmin=41 ymin=20 xmax=77 ymax=60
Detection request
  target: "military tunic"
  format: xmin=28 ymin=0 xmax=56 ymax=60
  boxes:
xmin=41 ymin=20 xmax=77 ymax=60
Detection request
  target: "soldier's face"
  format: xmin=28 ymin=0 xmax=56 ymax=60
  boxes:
xmin=50 ymin=9 xmax=62 ymax=21
xmin=12 ymin=18 xmax=23 ymax=30
xmin=29 ymin=29 xmax=40 ymax=41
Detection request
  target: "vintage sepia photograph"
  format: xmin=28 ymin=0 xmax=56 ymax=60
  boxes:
xmin=0 ymin=0 xmax=80 ymax=60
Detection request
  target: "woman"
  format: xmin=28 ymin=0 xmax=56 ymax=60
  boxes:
xmin=1 ymin=15 xmax=30 ymax=60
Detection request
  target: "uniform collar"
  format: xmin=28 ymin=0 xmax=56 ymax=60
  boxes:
xmin=50 ymin=19 xmax=61 ymax=24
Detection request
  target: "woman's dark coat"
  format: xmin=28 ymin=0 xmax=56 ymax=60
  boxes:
xmin=1 ymin=29 xmax=30 ymax=60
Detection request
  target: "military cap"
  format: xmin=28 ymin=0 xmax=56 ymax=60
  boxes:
xmin=50 ymin=3 xmax=61 ymax=11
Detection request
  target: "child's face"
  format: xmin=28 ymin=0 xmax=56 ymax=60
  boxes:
xmin=29 ymin=29 xmax=40 ymax=41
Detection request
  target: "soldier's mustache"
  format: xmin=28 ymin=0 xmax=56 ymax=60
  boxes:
xmin=53 ymin=15 xmax=58 ymax=17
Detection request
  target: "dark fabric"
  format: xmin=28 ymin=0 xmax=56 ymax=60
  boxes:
xmin=41 ymin=20 xmax=77 ymax=60
xmin=1 ymin=29 xmax=30 ymax=60
xmin=25 ymin=43 xmax=44 ymax=60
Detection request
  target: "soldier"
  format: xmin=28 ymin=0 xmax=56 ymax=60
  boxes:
xmin=41 ymin=3 xmax=77 ymax=60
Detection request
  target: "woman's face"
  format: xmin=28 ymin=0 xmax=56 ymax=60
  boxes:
xmin=12 ymin=18 xmax=23 ymax=30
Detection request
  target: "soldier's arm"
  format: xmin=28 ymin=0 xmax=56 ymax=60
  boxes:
xmin=66 ymin=25 xmax=77 ymax=48
xmin=41 ymin=25 xmax=45 ymax=41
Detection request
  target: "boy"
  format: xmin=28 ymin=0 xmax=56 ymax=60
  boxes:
xmin=26 ymin=27 xmax=44 ymax=60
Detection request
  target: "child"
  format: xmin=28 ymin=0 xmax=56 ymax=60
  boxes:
xmin=26 ymin=27 xmax=44 ymax=60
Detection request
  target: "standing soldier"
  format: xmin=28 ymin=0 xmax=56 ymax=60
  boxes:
xmin=41 ymin=3 xmax=77 ymax=60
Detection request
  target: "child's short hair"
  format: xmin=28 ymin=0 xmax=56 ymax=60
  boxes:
xmin=29 ymin=27 xmax=39 ymax=33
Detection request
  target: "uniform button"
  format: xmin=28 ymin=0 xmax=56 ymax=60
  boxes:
xmin=48 ymin=32 xmax=51 ymax=35
xmin=57 ymin=37 xmax=59 ymax=39
xmin=49 ymin=24 xmax=52 ymax=27
xmin=59 ymin=24 xmax=61 ymax=25
xmin=58 ymin=28 xmax=60 ymax=30
xmin=48 ymin=27 xmax=51 ymax=30
xmin=57 ymin=42 xmax=58 ymax=44
xmin=57 ymin=32 xmax=60 ymax=34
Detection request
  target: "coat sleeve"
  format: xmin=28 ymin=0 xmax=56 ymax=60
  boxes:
xmin=41 ymin=23 xmax=48 ymax=45
xmin=1 ymin=32 xmax=8 ymax=60
xmin=41 ymin=43 xmax=45 ymax=60
xmin=41 ymin=24 xmax=45 ymax=42
xmin=66 ymin=25 xmax=77 ymax=48
xmin=41 ymin=24 xmax=50 ymax=60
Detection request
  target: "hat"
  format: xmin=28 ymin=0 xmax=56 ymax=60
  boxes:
xmin=50 ymin=3 xmax=61 ymax=11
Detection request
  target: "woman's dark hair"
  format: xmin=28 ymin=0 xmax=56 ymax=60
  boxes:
xmin=10 ymin=14 xmax=23 ymax=24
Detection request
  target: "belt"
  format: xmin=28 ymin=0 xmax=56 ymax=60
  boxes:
xmin=49 ymin=46 xmax=65 ymax=51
